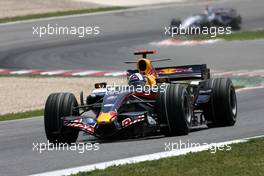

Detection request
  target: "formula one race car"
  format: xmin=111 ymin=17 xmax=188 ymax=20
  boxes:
xmin=170 ymin=6 xmax=242 ymax=30
xmin=44 ymin=50 xmax=237 ymax=143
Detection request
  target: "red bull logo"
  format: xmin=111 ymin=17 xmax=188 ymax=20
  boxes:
xmin=157 ymin=68 xmax=193 ymax=75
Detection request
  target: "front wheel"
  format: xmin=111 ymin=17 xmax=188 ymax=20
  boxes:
xmin=44 ymin=93 xmax=79 ymax=143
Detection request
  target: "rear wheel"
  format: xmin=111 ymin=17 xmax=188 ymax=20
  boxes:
xmin=44 ymin=93 xmax=79 ymax=143
xmin=170 ymin=19 xmax=181 ymax=34
xmin=157 ymin=84 xmax=191 ymax=136
xmin=231 ymin=16 xmax=242 ymax=30
xmin=204 ymin=78 xmax=237 ymax=127
xmin=170 ymin=18 xmax=181 ymax=27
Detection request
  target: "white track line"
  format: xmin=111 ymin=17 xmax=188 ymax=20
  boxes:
xmin=76 ymin=0 xmax=185 ymax=6
xmin=72 ymin=70 xmax=103 ymax=76
xmin=104 ymin=71 xmax=127 ymax=77
xmin=40 ymin=70 xmax=66 ymax=76
xmin=10 ymin=70 xmax=34 ymax=75
xmin=29 ymin=135 xmax=264 ymax=176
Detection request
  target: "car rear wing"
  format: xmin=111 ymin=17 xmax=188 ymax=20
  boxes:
xmin=127 ymin=64 xmax=210 ymax=82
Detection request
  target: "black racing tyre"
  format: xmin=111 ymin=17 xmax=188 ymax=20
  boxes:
xmin=231 ymin=21 xmax=241 ymax=30
xmin=157 ymin=84 xmax=192 ymax=136
xmin=44 ymin=93 xmax=79 ymax=143
xmin=170 ymin=19 xmax=181 ymax=35
xmin=204 ymin=78 xmax=237 ymax=127
xmin=230 ymin=16 xmax=242 ymax=30
xmin=170 ymin=18 xmax=181 ymax=27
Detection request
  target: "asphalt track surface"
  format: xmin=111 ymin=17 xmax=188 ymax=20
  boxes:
xmin=0 ymin=0 xmax=264 ymax=71
xmin=0 ymin=0 xmax=264 ymax=175
xmin=0 ymin=88 xmax=264 ymax=176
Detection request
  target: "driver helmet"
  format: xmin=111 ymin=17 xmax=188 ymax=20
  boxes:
xmin=128 ymin=73 xmax=146 ymax=87
xmin=205 ymin=5 xmax=214 ymax=15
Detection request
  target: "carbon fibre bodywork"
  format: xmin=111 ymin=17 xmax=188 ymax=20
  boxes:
xmin=61 ymin=64 xmax=211 ymax=139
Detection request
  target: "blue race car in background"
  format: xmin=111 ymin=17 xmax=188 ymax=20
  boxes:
xmin=171 ymin=6 xmax=242 ymax=30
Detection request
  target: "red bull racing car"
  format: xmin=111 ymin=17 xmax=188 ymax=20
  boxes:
xmin=44 ymin=50 xmax=237 ymax=143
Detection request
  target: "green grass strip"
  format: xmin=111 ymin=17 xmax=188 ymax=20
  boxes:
xmin=234 ymin=85 xmax=245 ymax=89
xmin=0 ymin=7 xmax=125 ymax=24
xmin=191 ymin=30 xmax=264 ymax=41
xmin=0 ymin=109 xmax=43 ymax=121
xmin=72 ymin=138 xmax=264 ymax=176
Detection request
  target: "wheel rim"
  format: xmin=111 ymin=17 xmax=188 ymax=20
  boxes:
xmin=230 ymin=87 xmax=237 ymax=116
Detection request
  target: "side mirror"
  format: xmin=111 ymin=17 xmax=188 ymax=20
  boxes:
xmin=94 ymin=82 xmax=107 ymax=89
